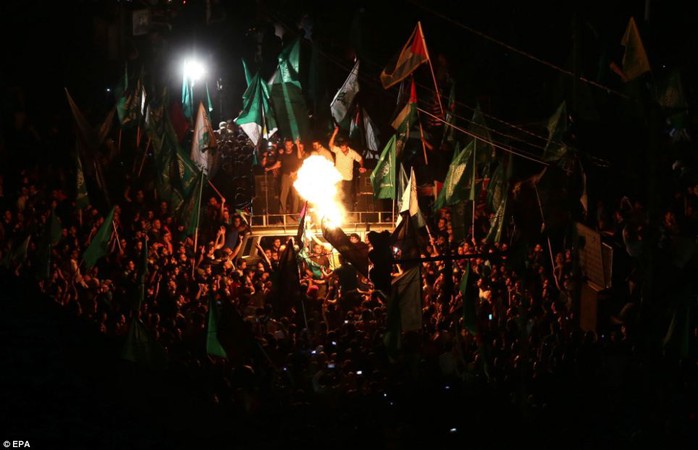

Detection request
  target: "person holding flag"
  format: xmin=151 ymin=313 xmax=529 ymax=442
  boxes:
xmin=329 ymin=126 xmax=366 ymax=212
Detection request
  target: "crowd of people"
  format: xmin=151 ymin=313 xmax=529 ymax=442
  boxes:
xmin=1 ymin=116 xmax=697 ymax=445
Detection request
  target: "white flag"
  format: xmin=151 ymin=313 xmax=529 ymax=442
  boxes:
xmin=330 ymin=60 xmax=360 ymax=125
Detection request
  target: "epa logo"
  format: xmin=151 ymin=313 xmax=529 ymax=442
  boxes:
xmin=3 ymin=442 xmax=30 ymax=448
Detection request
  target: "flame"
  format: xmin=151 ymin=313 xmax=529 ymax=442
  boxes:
xmin=294 ymin=155 xmax=345 ymax=227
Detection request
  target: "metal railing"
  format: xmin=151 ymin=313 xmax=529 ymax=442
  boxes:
xmin=249 ymin=211 xmax=395 ymax=235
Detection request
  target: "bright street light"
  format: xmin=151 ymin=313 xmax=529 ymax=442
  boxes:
xmin=182 ymin=58 xmax=206 ymax=85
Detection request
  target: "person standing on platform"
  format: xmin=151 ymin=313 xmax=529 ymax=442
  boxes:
xmin=310 ymin=136 xmax=334 ymax=164
xmin=265 ymin=137 xmax=303 ymax=217
xmin=329 ymin=126 xmax=365 ymax=212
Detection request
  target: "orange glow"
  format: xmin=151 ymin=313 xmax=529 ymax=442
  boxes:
xmin=294 ymin=155 xmax=345 ymax=228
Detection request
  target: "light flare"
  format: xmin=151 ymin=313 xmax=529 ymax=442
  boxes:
xmin=294 ymin=155 xmax=345 ymax=227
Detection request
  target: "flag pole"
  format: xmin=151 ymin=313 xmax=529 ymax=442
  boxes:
xmin=420 ymin=21 xmax=445 ymax=120
xmin=207 ymin=179 xmax=225 ymax=201
xmin=112 ymin=221 xmax=123 ymax=254
xmin=192 ymin=171 xmax=205 ymax=278
xmin=137 ymin=137 xmax=151 ymax=177
xmin=471 ymin=144 xmax=477 ymax=246
xmin=533 ymin=184 xmax=559 ymax=290
xmin=417 ymin=113 xmax=429 ymax=165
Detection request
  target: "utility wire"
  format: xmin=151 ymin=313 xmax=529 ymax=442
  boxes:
xmin=408 ymin=0 xmax=630 ymax=100
xmin=418 ymin=107 xmax=549 ymax=166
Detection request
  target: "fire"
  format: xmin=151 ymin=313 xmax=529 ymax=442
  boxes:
xmin=294 ymin=155 xmax=345 ymax=227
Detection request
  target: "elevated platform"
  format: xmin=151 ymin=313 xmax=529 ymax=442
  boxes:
xmin=248 ymin=210 xmax=396 ymax=236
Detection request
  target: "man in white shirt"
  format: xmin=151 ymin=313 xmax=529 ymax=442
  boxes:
xmin=329 ymin=126 xmax=365 ymax=211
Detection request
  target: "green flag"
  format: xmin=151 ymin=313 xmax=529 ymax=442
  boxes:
xmin=656 ymin=69 xmax=689 ymax=135
xmin=241 ymin=58 xmax=253 ymax=87
xmin=486 ymin=154 xmax=513 ymax=212
xmin=181 ymin=170 xmax=205 ymax=237
xmin=121 ymin=317 xmax=168 ymax=369
xmin=82 ymin=207 xmax=115 ymax=270
xmin=269 ymin=37 xmax=309 ymax=140
xmin=370 ymin=134 xmax=397 ymax=199
xmin=485 ymin=194 xmax=508 ymax=244
xmin=2 ymin=235 xmax=31 ymax=269
xmin=460 ymin=262 xmax=477 ymax=336
xmin=75 ymin=152 xmax=90 ymax=209
xmin=181 ymin=74 xmax=194 ymax=120
xmin=543 ymin=101 xmax=569 ymax=162
xmin=433 ymin=140 xmax=474 ymax=210
xmin=116 ymin=67 xmax=143 ymax=128
xmin=235 ymin=71 xmax=278 ymax=146
xmin=468 ymin=104 xmax=495 ymax=169
xmin=391 ymin=79 xmax=417 ymax=158
xmin=383 ymin=266 xmax=422 ymax=362
xmin=441 ymin=79 xmax=456 ymax=145
xmin=206 ymin=297 xmax=228 ymax=358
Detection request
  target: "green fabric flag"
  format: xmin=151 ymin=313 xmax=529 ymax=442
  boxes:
xmin=391 ymin=79 xmax=417 ymax=158
xmin=235 ymin=70 xmax=278 ymax=146
xmin=485 ymin=153 xmax=513 ymax=244
xmin=2 ymin=235 xmax=31 ymax=269
xmin=485 ymin=154 xmax=513 ymax=212
xmin=121 ymin=317 xmax=168 ymax=369
xmin=433 ymin=140 xmax=474 ymax=210
xmin=543 ymin=101 xmax=569 ymax=162
xmin=181 ymin=170 xmax=205 ymax=237
xmin=241 ymin=58 xmax=253 ymax=87
xmin=468 ymin=104 xmax=495 ymax=169
xmin=299 ymin=246 xmax=324 ymax=279
xmin=205 ymin=82 xmax=213 ymax=113
xmin=181 ymin=75 xmax=194 ymax=120
xmin=116 ymin=69 xmax=142 ymax=128
xmin=656 ymin=69 xmax=689 ymax=134
xmin=75 ymin=152 xmax=90 ymax=209
xmin=148 ymin=97 xmax=184 ymax=214
xmin=460 ymin=262 xmax=477 ymax=336
xmin=146 ymin=91 xmax=200 ymax=217
xmin=370 ymin=134 xmax=397 ymax=199
xmin=65 ymin=89 xmax=115 ymax=207
xmin=441 ymin=79 xmax=456 ymax=145
xmin=485 ymin=194 xmax=508 ymax=245
xmin=270 ymin=37 xmax=302 ymax=89
xmin=82 ymin=207 xmax=115 ymax=270
xmin=383 ymin=266 xmax=422 ymax=362
xmin=206 ymin=297 xmax=228 ymax=358
xmin=269 ymin=37 xmax=309 ymax=140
